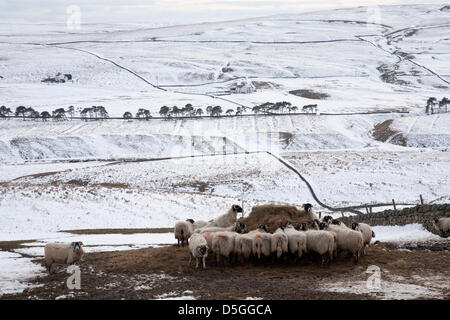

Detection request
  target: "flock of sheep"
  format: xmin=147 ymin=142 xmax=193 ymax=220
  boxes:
xmin=175 ymin=204 xmax=450 ymax=269
xmin=40 ymin=207 xmax=449 ymax=273
xmin=175 ymin=204 xmax=373 ymax=269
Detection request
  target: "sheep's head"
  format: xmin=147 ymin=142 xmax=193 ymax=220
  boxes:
xmin=432 ymin=217 xmax=439 ymax=224
xmin=258 ymin=224 xmax=268 ymax=232
xmin=318 ymin=222 xmax=327 ymax=230
xmin=302 ymin=203 xmax=313 ymax=213
xmin=295 ymin=223 xmax=307 ymax=231
xmin=285 ymin=221 xmax=294 ymax=229
xmin=71 ymin=242 xmax=83 ymax=253
xmin=186 ymin=219 xmax=195 ymax=224
xmin=331 ymin=219 xmax=341 ymax=225
xmin=232 ymin=205 xmax=243 ymax=213
xmin=198 ymin=245 xmax=208 ymax=257
xmin=351 ymin=222 xmax=359 ymax=230
xmin=323 ymin=215 xmax=333 ymax=223
xmin=234 ymin=222 xmax=246 ymax=234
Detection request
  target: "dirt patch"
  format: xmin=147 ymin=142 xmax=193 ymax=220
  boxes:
xmin=171 ymin=180 xmax=212 ymax=193
xmin=0 ymin=240 xmax=36 ymax=253
xmin=3 ymin=243 xmax=449 ymax=300
xmin=372 ymin=119 xmax=407 ymax=146
xmin=377 ymin=63 xmax=410 ymax=86
xmin=289 ymin=89 xmax=329 ymax=100
xmin=252 ymin=81 xmax=280 ymax=89
xmin=238 ymin=204 xmax=313 ymax=233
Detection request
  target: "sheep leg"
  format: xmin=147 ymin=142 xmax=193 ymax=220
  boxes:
xmin=188 ymin=252 xmax=192 ymax=266
xmin=195 ymin=257 xmax=199 ymax=268
xmin=202 ymin=256 xmax=206 ymax=269
xmin=177 ymin=239 xmax=180 ymax=247
xmin=216 ymin=253 xmax=220 ymax=266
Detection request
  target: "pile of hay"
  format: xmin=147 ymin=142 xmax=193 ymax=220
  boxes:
xmin=238 ymin=204 xmax=315 ymax=233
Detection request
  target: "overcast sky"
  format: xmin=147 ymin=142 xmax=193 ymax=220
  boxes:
xmin=0 ymin=0 xmax=445 ymax=25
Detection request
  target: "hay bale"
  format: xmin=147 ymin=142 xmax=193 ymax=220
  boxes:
xmin=238 ymin=204 xmax=315 ymax=233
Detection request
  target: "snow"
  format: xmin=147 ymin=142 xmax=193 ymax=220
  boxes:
xmin=372 ymin=223 xmax=443 ymax=243
xmin=0 ymin=251 xmax=46 ymax=295
xmin=0 ymin=3 xmax=449 ymax=297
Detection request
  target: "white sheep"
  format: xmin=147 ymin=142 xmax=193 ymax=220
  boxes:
xmin=271 ymin=227 xmax=289 ymax=259
xmin=174 ymin=219 xmax=194 ymax=247
xmin=351 ymin=222 xmax=375 ymax=254
xmin=433 ymin=217 xmax=450 ymax=237
xmin=321 ymin=223 xmax=363 ymax=262
xmin=284 ymin=223 xmax=307 ymax=260
xmin=195 ymin=222 xmax=245 ymax=250
xmin=195 ymin=222 xmax=245 ymax=234
xmin=188 ymin=233 xmax=209 ymax=269
xmin=211 ymin=231 xmax=239 ymax=266
xmin=204 ymin=204 xmax=243 ymax=228
xmin=234 ymin=233 xmax=254 ymax=263
xmin=305 ymin=230 xmax=336 ymax=264
xmin=248 ymin=225 xmax=272 ymax=260
xmin=44 ymin=242 xmax=84 ymax=274
xmin=193 ymin=220 xmax=208 ymax=231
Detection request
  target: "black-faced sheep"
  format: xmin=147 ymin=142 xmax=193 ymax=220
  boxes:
xmin=204 ymin=204 xmax=243 ymax=228
xmin=433 ymin=217 xmax=450 ymax=237
xmin=303 ymin=203 xmax=318 ymax=221
xmin=188 ymin=233 xmax=209 ymax=269
xmin=320 ymin=222 xmax=363 ymax=262
xmin=351 ymin=222 xmax=375 ymax=254
xmin=284 ymin=222 xmax=307 ymax=260
xmin=305 ymin=230 xmax=336 ymax=264
xmin=247 ymin=224 xmax=272 ymax=260
xmin=174 ymin=219 xmax=194 ymax=247
xmin=211 ymin=231 xmax=239 ymax=266
xmin=44 ymin=242 xmax=84 ymax=274
xmin=271 ymin=227 xmax=289 ymax=259
xmin=234 ymin=233 xmax=254 ymax=264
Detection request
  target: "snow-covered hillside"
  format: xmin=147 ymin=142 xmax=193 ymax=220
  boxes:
xmin=0 ymin=4 xmax=449 ymax=296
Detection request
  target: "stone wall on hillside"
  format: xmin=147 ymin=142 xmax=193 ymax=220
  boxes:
xmin=338 ymin=204 xmax=450 ymax=235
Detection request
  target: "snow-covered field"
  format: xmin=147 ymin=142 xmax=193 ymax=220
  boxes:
xmin=0 ymin=3 xmax=449 ymax=297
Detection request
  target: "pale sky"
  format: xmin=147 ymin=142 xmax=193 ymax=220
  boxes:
xmin=0 ymin=0 xmax=446 ymax=25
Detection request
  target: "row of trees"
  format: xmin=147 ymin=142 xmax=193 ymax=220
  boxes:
xmin=1 ymin=101 xmax=316 ymax=122
xmin=425 ymin=97 xmax=449 ymax=114
xmin=0 ymin=105 xmax=109 ymax=121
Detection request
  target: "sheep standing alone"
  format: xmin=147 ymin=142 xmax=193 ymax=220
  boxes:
xmin=204 ymin=204 xmax=243 ymax=228
xmin=284 ymin=223 xmax=307 ymax=260
xmin=433 ymin=217 xmax=450 ymax=237
xmin=271 ymin=227 xmax=289 ymax=259
xmin=188 ymin=233 xmax=209 ymax=269
xmin=44 ymin=242 xmax=84 ymax=274
xmin=174 ymin=219 xmax=194 ymax=247
xmin=351 ymin=222 xmax=375 ymax=254
xmin=320 ymin=222 xmax=363 ymax=262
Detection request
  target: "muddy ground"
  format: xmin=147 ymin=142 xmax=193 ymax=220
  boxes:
xmin=2 ymin=241 xmax=449 ymax=300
